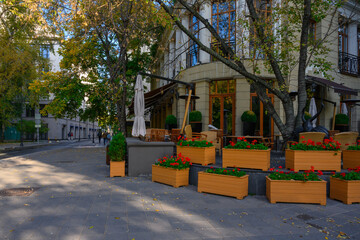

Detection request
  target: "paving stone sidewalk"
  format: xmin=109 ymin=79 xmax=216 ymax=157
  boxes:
xmin=0 ymin=143 xmax=359 ymax=240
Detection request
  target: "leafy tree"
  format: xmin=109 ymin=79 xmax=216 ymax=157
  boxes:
xmin=156 ymin=0 xmax=345 ymax=141
xmin=30 ymin=0 xmax=167 ymax=135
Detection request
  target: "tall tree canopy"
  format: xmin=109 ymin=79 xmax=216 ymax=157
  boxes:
xmin=156 ymin=0 xmax=344 ymax=141
xmin=30 ymin=0 xmax=167 ymax=134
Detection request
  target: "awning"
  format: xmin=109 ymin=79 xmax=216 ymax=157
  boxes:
xmin=306 ymin=75 xmax=358 ymax=96
xmin=128 ymin=82 xmax=176 ymax=115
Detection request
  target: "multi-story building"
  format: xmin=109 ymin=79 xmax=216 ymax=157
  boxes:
xmin=20 ymin=44 xmax=100 ymax=141
xmin=149 ymin=0 xmax=360 ymax=138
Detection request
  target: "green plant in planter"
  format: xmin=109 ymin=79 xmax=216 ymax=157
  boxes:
xmin=108 ymin=132 xmax=126 ymax=161
xmin=335 ymin=113 xmax=349 ymax=125
xmin=189 ymin=111 xmax=202 ymax=122
xmin=241 ymin=110 xmax=257 ymax=123
xmin=304 ymin=111 xmax=312 ymax=121
xmin=165 ymin=115 xmax=177 ymax=125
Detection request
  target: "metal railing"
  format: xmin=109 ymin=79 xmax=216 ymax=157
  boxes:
xmin=210 ymin=40 xmax=236 ymax=61
xmin=339 ymin=52 xmax=360 ymax=76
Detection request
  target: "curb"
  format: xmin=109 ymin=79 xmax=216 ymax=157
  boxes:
xmin=0 ymin=140 xmax=90 ymax=153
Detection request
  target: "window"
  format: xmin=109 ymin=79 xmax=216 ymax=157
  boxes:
xmin=249 ymin=0 xmax=272 ymax=59
xmin=338 ymin=17 xmax=358 ymax=75
xmin=40 ymin=45 xmax=50 ymax=59
xmin=187 ymin=14 xmax=200 ymax=67
xmin=338 ymin=18 xmax=348 ymax=54
xmin=211 ymin=0 xmax=236 ymax=61
xmin=309 ymin=19 xmax=316 ymax=41
xmin=26 ymin=105 xmax=35 ymax=118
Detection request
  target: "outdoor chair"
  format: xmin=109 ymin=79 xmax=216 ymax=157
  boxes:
xmin=334 ymin=132 xmax=359 ymax=151
xmin=184 ymin=125 xmax=207 ymax=140
xmin=170 ymin=129 xmax=181 ymax=143
xmin=299 ymin=132 xmax=326 ymax=143
xmin=201 ymin=130 xmax=222 ymax=155
xmin=145 ymin=129 xmax=152 ymax=142
xmin=210 ymin=129 xmax=223 ymax=148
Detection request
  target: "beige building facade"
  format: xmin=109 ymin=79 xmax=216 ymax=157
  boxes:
xmin=150 ymin=0 xmax=360 ymax=139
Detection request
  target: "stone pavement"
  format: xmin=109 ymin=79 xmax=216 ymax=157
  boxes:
xmin=0 ymin=142 xmax=359 ymax=240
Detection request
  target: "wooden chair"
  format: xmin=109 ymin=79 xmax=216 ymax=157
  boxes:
xmin=328 ymin=130 xmax=340 ymax=137
xmin=334 ymin=132 xmax=359 ymax=151
xmin=210 ymin=129 xmax=223 ymax=148
xmin=170 ymin=129 xmax=181 ymax=143
xmin=201 ymin=131 xmax=222 ymax=155
xmin=184 ymin=125 xmax=207 ymax=140
xmin=299 ymin=132 xmax=326 ymax=144
xmin=262 ymin=137 xmax=274 ymax=149
xmin=145 ymin=129 xmax=152 ymax=142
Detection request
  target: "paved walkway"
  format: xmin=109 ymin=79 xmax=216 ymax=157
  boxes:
xmin=0 ymin=142 xmax=359 ymax=240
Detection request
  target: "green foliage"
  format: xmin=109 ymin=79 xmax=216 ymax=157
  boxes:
xmin=268 ymin=167 xmax=323 ymax=181
xmin=206 ymin=167 xmax=246 ymax=178
xmin=335 ymin=113 xmax=349 ymax=125
xmin=16 ymin=120 xmax=36 ymax=134
xmin=189 ymin=111 xmax=202 ymax=122
xmin=348 ymin=144 xmax=360 ymax=150
xmin=177 ymin=138 xmax=213 ymax=148
xmin=225 ymin=137 xmax=268 ymax=150
xmin=108 ymin=132 xmax=126 ymax=161
xmin=165 ymin=115 xmax=177 ymax=125
xmin=331 ymin=168 xmax=360 ymax=180
xmin=304 ymin=111 xmax=312 ymax=120
xmin=241 ymin=111 xmax=257 ymax=123
xmin=154 ymin=153 xmax=191 ymax=170
xmin=290 ymin=137 xmax=341 ymax=151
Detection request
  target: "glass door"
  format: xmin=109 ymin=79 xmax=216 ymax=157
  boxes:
xmin=250 ymin=94 xmax=274 ymax=137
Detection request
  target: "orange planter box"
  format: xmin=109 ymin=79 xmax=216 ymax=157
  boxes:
xmin=342 ymin=150 xmax=360 ymax=170
xmin=222 ymin=149 xmax=270 ymax=171
xmin=285 ymin=149 xmax=341 ymax=172
xmin=152 ymin=165 xmax=189 ymax=188
xmin=330 ymin=177 xmax=360 ymax=204
xmin=176 ymin=146 xmax=215 ymax=166
xmin=110 ymin=161 xmax=125 ymax=177
xmin=266 ymin=176 xmax=326 ymax=205
xmin=197 ymin=172 xmax=248 ymax=199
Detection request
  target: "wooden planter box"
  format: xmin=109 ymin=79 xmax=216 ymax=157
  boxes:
xmin=343 ymin=150 xmax=360 ymax=170
xmin=110 ymin=161 xmax=125 ymax=177
xmin=266 ymin=176 xmax=326 ymax=205
xmin=285 ymin=149 xmax=341 ymax=172
xmin=222 ymin=148 xmax=270 ymax=171
xmin=176 ymin=146 xmax=215 ymax=166
xmin=197 ymin=172 xmax=248 ymax=199
xmin=152 ymin=165 xmax=189 ymax=188
xmin=330 ymin=177 xmax=360 ymax=204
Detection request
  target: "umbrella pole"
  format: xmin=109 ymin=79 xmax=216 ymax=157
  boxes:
xmin=332 ymin=105 xmax=336 ymax=130
xmin=180 ymin=89 xmax=192 ymax=135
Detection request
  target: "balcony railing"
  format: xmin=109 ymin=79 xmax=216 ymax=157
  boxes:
xmin=210 ymin=40 xmax=236 ymax=61
xmin=339 ymin=52 xmax=360 ymax=76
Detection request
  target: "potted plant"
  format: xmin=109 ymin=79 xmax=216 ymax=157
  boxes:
xmin=165 ymin=114 xmax=177 ymax=131
xmin=152 ymin=153 xmax=191 ymax=188
xmin=108 ymin=132 xmax=126 ymax=177
xmin=266 ymin=167 xmax=326 ymax=205
xmin=286 ymin=137 xmax=341 ymax=172
xmin=330 ymin=168 xmax=360 ymax=204
xmin=222 ymin=137 xmax=270 ymax=171
xmin=343 ymin=141 xmax=360 ymax=169
xmin=241 ymin=111 xmax=257 ymax=136
xmin=177 ymin=137 xmax=215 ymax=166
xmin=189 ymin=111 xmax=202 ymax=132
xmin=198 ymin=167 xmax=248 ymax=199
xmin=334 ymin=113 xmax=349 ymax=132
xmin=304 ymin=111 xmax=312 ymax=120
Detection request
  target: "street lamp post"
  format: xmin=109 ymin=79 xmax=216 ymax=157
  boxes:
xmin=92 ymin=121 xmax=95 ymax=143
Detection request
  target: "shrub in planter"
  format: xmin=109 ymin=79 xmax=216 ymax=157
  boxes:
xmin=286 ymin=137 xmax=342 ymax=172
xmin=330 ymin=168 xmax=360 ymax=204
xmin=266 ymin=167 xmax=326 ymax=205
xmin=222 ymin=137 xmax=270 ymax=170
xmin=165 ymin=114 xmax=177 ymax=130
xmin=343 ymin=143 xmax=360 ymax=169
xmin=241 ymin=111 xmax=257 ymax=136
xmin=189 ymin=111 xmax=202 ymax=132
xmin=108 ymin=132 xmax=126 ymax=177
xmin=152 ymin=154 xmax=191 ymax=187
xmin=304 ymin=111 xmax=312 ymax=120
xmin=198 ymin=167 xmax=248 ymax=199
xmin=335 ymin=113 xmax=349 ymax=132
xmin=177 ymin=137 xmax=215 ymax=166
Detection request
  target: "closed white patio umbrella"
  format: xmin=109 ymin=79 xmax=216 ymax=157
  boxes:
xmin=341 ymin=102 xmax=348 ymax=115
xmin=309 ymin=97 xmax=317 ymax=128
xmin=132 ymin=75 xmax=146 ymax=137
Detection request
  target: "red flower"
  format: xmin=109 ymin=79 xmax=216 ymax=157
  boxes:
xmin=345 ymin=143 xmax=349 ymax=146
xmin=269 ymin=168 xmax=274 ymax=171
xmin=210 ymin=141 xmax=213 ymax=144
xmin=317 ymin=170 xmax=323 ymax=176
xmin=192 ymin=139 xmax=195 ymax=142
xmin=206 ymin=142 xmax=208 ymax=145
xmin=279 ymin=166 xmax=282 ymax=169
xmin=246 ymin=145 xmax=251 ymax=148
xmin=300 ymin=136 xmax=305 ymax=139
xmin=341 ymin=172 xmax=346 ymax=177
xmin=237 ymin=168 xmax=241 ymax=171
xmin=331 ymin=171 xmax=335 ymax=175
xmin=290 ymin=169 xmax=294 ymax=172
